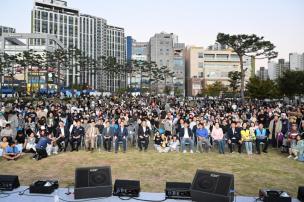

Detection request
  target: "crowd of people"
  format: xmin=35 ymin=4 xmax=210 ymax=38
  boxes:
xmin=0 ymin=95 xmax=304 ymax=161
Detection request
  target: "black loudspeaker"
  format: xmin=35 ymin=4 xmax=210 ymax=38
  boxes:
xmin=190 ymin=170 xmax=234 ymax=202
xmin=298 ymin=186 xmax=304 ymax=202
xmin=113 ymin=179 xmax=140 ymax=197
xmin=0 ymin=175 xmax=20 ymax=191
xmin=74 ymin=166 xmax=112 ymax=199
xmin=165 ymin=182 xmax=192 ymax=200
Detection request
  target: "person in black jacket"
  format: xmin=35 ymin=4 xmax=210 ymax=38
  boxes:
xmin=55 ymin=120 xmax=70 ymax=152
xmin=102 ymin=120 xmax=114 ymax=152
xmin=179 ymin=121 xmax=194 ymax=153
xmin=137 ymin=120 xmax=151 ymax=151
xmin=70 ymin=119 xmax=85 ymax=151
xmin=227 ymin=122 xmax=242 ymax=153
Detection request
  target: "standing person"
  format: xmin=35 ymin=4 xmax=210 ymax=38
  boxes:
xmin=241 ymin=122 xmax=255 ymax=157
xmin=179 ymin=121 xmax=194 ymax=153
xmin=102 ymin=120 xmax=114 ymax=152
xmin=211 ymin=122 xmax=225 ymax=154
xmin=114 ymin=120 xmax=128 ymax=153
xmin=70 ymin=119 xmax=85 ymax=151
xmin=268 ymin=114 xmax=282 ymax=147
xmin=137 ymin=120 xmax=151 ymax=151
xmin=227 ymin=122 xmax=242 ymax=153
xmin=254 ymin=123 xmax=269 ymax=154
xmin=85 ymin=119 xmax=99 ymax=152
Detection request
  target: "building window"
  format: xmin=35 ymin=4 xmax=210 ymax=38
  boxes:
xmin=198 ymin=62 xmax=204 ymax=68
xmin=198 ymin=52 xmax=204 ymax=58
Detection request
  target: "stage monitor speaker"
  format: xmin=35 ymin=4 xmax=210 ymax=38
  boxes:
xmin=298 ymin=186 xmax=304 ymax=202
xmin=113 ymin=179 xmax=140 ymax=197
xmin=0 ymin=175 xmax=20 ymax=191
xmin=74 ymin=166 xmax=112 ymax=199
xmin=190 ymin=170 xmax=234 ymax=202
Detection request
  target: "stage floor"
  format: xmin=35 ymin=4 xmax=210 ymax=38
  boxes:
xmin=0 ymin=186 xmax=300 ymax=202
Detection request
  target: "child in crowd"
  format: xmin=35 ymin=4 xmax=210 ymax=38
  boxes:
xmin=169 ymin=135 xmax=180 ymax=152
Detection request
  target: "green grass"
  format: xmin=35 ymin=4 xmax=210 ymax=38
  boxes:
xmin=0 ymin=148 xmax=303 ymax=197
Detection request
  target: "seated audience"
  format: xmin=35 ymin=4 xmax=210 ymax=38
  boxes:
xmin=179 ymin=121 xmax=194 ymax=153
xmin=196 ymin=123 xmax=211 ymax=153
xmin=241 ymin=122 xmax=255 ymax=157
xmin=227 ymin=122 xmax=242 ymax=153
xmin=137 ymin=120 xmax=151 ymax=151
xmin=211 ymin=122 xmax=225 ymax=154
xmin=102 ymin=120 xmax=114 ymax=152
xmin=2 ymin=141 xmax=22 ymax=160
xmin=254 ymin=123 xmax=269 ymax=154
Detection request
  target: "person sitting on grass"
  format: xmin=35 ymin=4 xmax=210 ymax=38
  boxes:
xmin=0 ymin=123 xmax=15 ymax=142
xmin=25 ymin=132 xmax=36 ymax=153
xmin=211 ymin=122 xmax=225 ymax=154
xmin=2 ymin=141 xmax=22 ymax=161
xmin=288 ymin=135 xmax=304 ymax=160
xmin=154 ymin=129 xmax=162 ymax=151
xmin=15 ymin=130 xmax=27 ymax=152
xmin=287 ymin=123 xmax=299 ymax=152
xmin=169 ymin=135 xmax=180 ymax=152
xmin=254 ymin=123 xmax=269 ymax=154
xmin=241 ymin=122 xmax=255 ymax=157
xmin=158 ymin=133 xmax=170 ymax=153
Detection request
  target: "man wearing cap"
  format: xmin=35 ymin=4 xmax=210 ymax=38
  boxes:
xmin=85 ymin=119 xmax=99 ymax=152
xmin=268 ymin=114 xmax=282 ymax=147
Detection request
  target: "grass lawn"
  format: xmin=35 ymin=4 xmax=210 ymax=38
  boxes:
xmin=0 ymin=148 xmax=303 ymax=197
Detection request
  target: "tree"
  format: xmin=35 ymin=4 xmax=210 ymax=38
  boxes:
xmin=228 ymin=71 xmax=241 ymax=95
xmin=246 ymin=77 xmax=279 ymax=99
xmin=53 ymin=49 xmax=67 ymax=93
xmin=164 ymin=86 xmax=172 ymax=95
xmin=203 ymin=81 xmax=226 ymax=97
xmin=277 ymin=70 xmax=304 ymax=97
xmin=217 ymin=33 xmax=278 ymax=102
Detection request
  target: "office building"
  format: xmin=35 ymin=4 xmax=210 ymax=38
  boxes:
xmin=185 ymin=45 xmax=254 ymax=96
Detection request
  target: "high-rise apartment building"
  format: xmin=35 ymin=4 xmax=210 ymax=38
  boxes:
xmin=256 ymin=67 xmax=269 ymax=80
xmin=31 ymin=0 xmax=125 ymax=92
xmin=289 ymin=53 xmax=304 ymax=71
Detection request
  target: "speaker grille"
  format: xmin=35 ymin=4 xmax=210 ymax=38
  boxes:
xmin=191 ymin=170 xmax=233 ymax=196
xmin=75 ymin=166 xmax=111 ymax=188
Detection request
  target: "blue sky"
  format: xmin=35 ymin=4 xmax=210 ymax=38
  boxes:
xmin=1 ymin=0 xmax=304 ymax=68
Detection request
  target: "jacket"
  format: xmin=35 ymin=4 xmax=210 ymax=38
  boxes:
xmin=227 ymin=127 xmax=241 ymax=141
xmin=179 ymin=127 xmax=194 ymax=139
xmin=268 ymin=119 xmax=282 ymax=139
